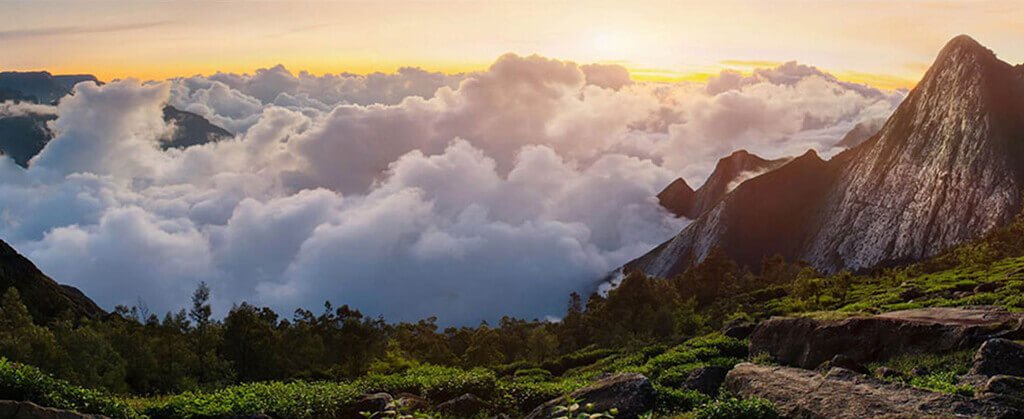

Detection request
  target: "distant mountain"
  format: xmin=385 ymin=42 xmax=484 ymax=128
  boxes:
xmin=835 ymin=118 xmax=885 ymax=149
xmin=0 ymin=71 xmax=76 ymax=104
xmin=0 ymin=113 xmax=54 ymax=167
xmin=658 ymin=150 xmax=789 ymax=219
xmin=630 ymin=35 xmax=1024 ymax=278
xmin=162 ymin=105 xmax=232 ymax=149
xmin=0 ymin=71 xmax=232 ymax=167
xmin=0 ymin=239 xmax=103 ymax=324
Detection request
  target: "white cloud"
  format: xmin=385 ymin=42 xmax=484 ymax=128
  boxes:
xmin=0 ymin=54 xmax=905 ymax=324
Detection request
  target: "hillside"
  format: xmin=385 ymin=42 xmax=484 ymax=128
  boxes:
xmin=0 ymin=240 xmax=103 ymax=324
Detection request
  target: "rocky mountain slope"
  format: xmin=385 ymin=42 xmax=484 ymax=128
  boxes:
xmin=632 ymin=35 xmax=1024 ymax=277
xmin=658 ymin=150 xmax=788 ymax=219
xmin=0 ymin=239 xmax=103 ymax=324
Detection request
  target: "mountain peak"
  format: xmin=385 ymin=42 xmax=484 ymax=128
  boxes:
xmin=925 ymin=35 xmax=1004 ymax=81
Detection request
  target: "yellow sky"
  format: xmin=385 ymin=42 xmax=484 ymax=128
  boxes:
xmin=2 ymin=0 xmax=1022 ymax=91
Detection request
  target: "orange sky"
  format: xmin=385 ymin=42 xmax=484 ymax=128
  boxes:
xmin=2 ymin=0 xmax=1023 ymax=91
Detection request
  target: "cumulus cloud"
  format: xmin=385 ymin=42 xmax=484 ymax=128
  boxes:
xmin=0 ymin=54 xmax=905 ymax=324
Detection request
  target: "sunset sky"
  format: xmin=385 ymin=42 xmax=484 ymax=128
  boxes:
xmin=3 ymin=0 xmax=1023 ymax=90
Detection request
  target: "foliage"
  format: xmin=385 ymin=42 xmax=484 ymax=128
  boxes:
xmin=693 ymin=394 xmax=778 ymax=419
xmin=0 ymin=358 xmax=141 ymax=419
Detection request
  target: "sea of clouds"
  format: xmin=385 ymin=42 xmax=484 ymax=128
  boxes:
xmin=0 ymin=54 xmax=904 ymax=324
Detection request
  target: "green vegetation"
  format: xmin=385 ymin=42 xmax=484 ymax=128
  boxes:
xmin=692 ymin=394 xmax=778 ymax=419
xmin=868 ymin=351 xmax=976 ymax=396
xmin=9 ymin=211 xmax=1024 ymax=416
xmin=0 ymin=358 xmax=140 ymax=419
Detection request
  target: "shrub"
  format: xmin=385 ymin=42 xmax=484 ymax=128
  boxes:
xmin=143 ymin=381 xmax=360 ymax=419
xmin=0 ymin=358 xmax=141 ymax=419
xmin=694 ymin=395 xmax=778 ymax=419
xmin=654 ymin=384 xmax=709 ymax=413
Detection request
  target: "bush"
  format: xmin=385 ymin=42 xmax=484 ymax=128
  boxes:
xmin=356 ymin=365 xmax=497 ymax=401
xmin=541 ymin=348 xmax=618 ymax=376
xmin=0 ymin=358 xmax=141 ymax=419
xmin=654 ymin=384 xmax=709 ymax=413
xmin=144 ymin=381 xmax=361 ymax=419
xmin=694 ymin=395 xmax=778 ymax=419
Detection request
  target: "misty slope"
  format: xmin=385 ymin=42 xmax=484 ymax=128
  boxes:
xmin=658 ymin=150 xmax=789 ymax=219
xmin=0 ymin=239 xmax=103 ymax=324
xmin=0 ymin=71 xmax=232 ymax=167
xmin=631 ymin=35 xmax=1024 ymax=278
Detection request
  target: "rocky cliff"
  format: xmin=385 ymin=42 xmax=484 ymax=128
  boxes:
xmin=631 ymin=35 xmax=1024 ymax=277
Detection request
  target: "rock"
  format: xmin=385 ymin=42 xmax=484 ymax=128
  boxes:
xmin=898 ymin=286 xmax=923 ymax=300
xmin=909 ymin=366 xmax=929 ymax=377
xmin=339 ymin=393 xmax=392 ymax=418
xmin=749 ymin=307 xmax=1024 ymax=369
xmin=434 ymin=394 xmax=490 ymax=417
xmin=975 ymin=282 xmax=1002 ymax=293
xmin=980 ymin=375 xmax=1024 ymax=409
xmin=874 ymin=367 xmax=903 ymax=380
xmin=725 ymin=363 xmax=1017 ymax=418
xmin=721 ymin=320 xmax=756 ymax=340
xmin=525 ymin=373 xmax=655 ymax=419
xmin=972 ymin=338 xmax=1024 ymax=377
xmin=0 ymin=400 xmax=108 ymax=418
xmin=395 ymin=393 xmax=430 ymax=411
xmin=682 ymin=366 xmax=730 ymax=396
xmin=817 ymin=354 xmax=869 ymax=375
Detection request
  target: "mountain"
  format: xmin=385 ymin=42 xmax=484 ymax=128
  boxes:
xmin=0 ymin=71 xmax=75 ymax=104
xmin=835 ymin=118 xmax=885 ymax=149
xmin=0 ymin=71 xmax=232 ymax=167
xmin=0 ymin=239 xmax=103 ymax=324
xmin=630 ymin=35 xmax=1024 ymax=278
xmin=162 ymin=105 xmax=233 ymax=149
xmin=658 ymin=151 xmax=788 ymax=219
xmin=0 ymin=113 xmax=54 ymax=166
xmin=658 ymin=150 xmax=789 ymax=219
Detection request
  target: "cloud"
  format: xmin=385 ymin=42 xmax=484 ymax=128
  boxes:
xmin=0 ymin=21 xmax=172 ymax=40
xmin=0 ymin=54 xmax=905 ymax=324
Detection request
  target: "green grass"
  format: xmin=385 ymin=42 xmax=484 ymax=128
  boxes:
xmin=867 ymin=350 xmax=976 ymax=396
xmin=0 ymin=358 xmax=142 ymax=419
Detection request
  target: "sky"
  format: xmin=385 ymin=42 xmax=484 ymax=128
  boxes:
xmin=0 ymin=0 xmax=1017 ymax=325
xmin=2 ymin=0 xmax=1023 ymax=90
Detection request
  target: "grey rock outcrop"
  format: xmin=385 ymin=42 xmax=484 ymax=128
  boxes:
xmin=972 ymin=338 xmax=1024 ymax=377
xmin=725 ymin=363 xmax=1017 ymax=418
xmin=749 ymin=307 xmax=1024 ymax=369
xmin=525 ymin=373 xmax=655 ymax=419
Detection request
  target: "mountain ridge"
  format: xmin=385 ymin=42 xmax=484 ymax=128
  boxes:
xmin=631 ymin=34 xmax=1024 ymax=278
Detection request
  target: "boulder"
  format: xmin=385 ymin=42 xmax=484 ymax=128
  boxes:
xmin=0 ymin=400 xmax=108 ymax=419
xmin=682 ymin=366 xmax=730 ymax=396
xmin=395 ymin=393 xmax=430 ymax=411
xmin=434 ymin=394 xmax=490 ymax=417
xmin=750 ymin=307 xmax=1024 ymax=368
xmin=725 ymin=363 xmax=1017 ymax=418
xmin=721 ymin=320 xmax=756 ymax=340
xmin=525 ymin=373 xmax=655 ymax=419
xmin=972 ymin=338 xmax=1024 ymax=377
xmin=980 ymin=375 xmax=1024 ymax=409
xmin=339 ymin=393 xmax=392 ymax=418
xmin=816 ymin=354 xmax=869 ymax=375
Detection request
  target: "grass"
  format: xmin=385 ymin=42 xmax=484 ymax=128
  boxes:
xmin=867 ymin=351 xmax=976 ymax=397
